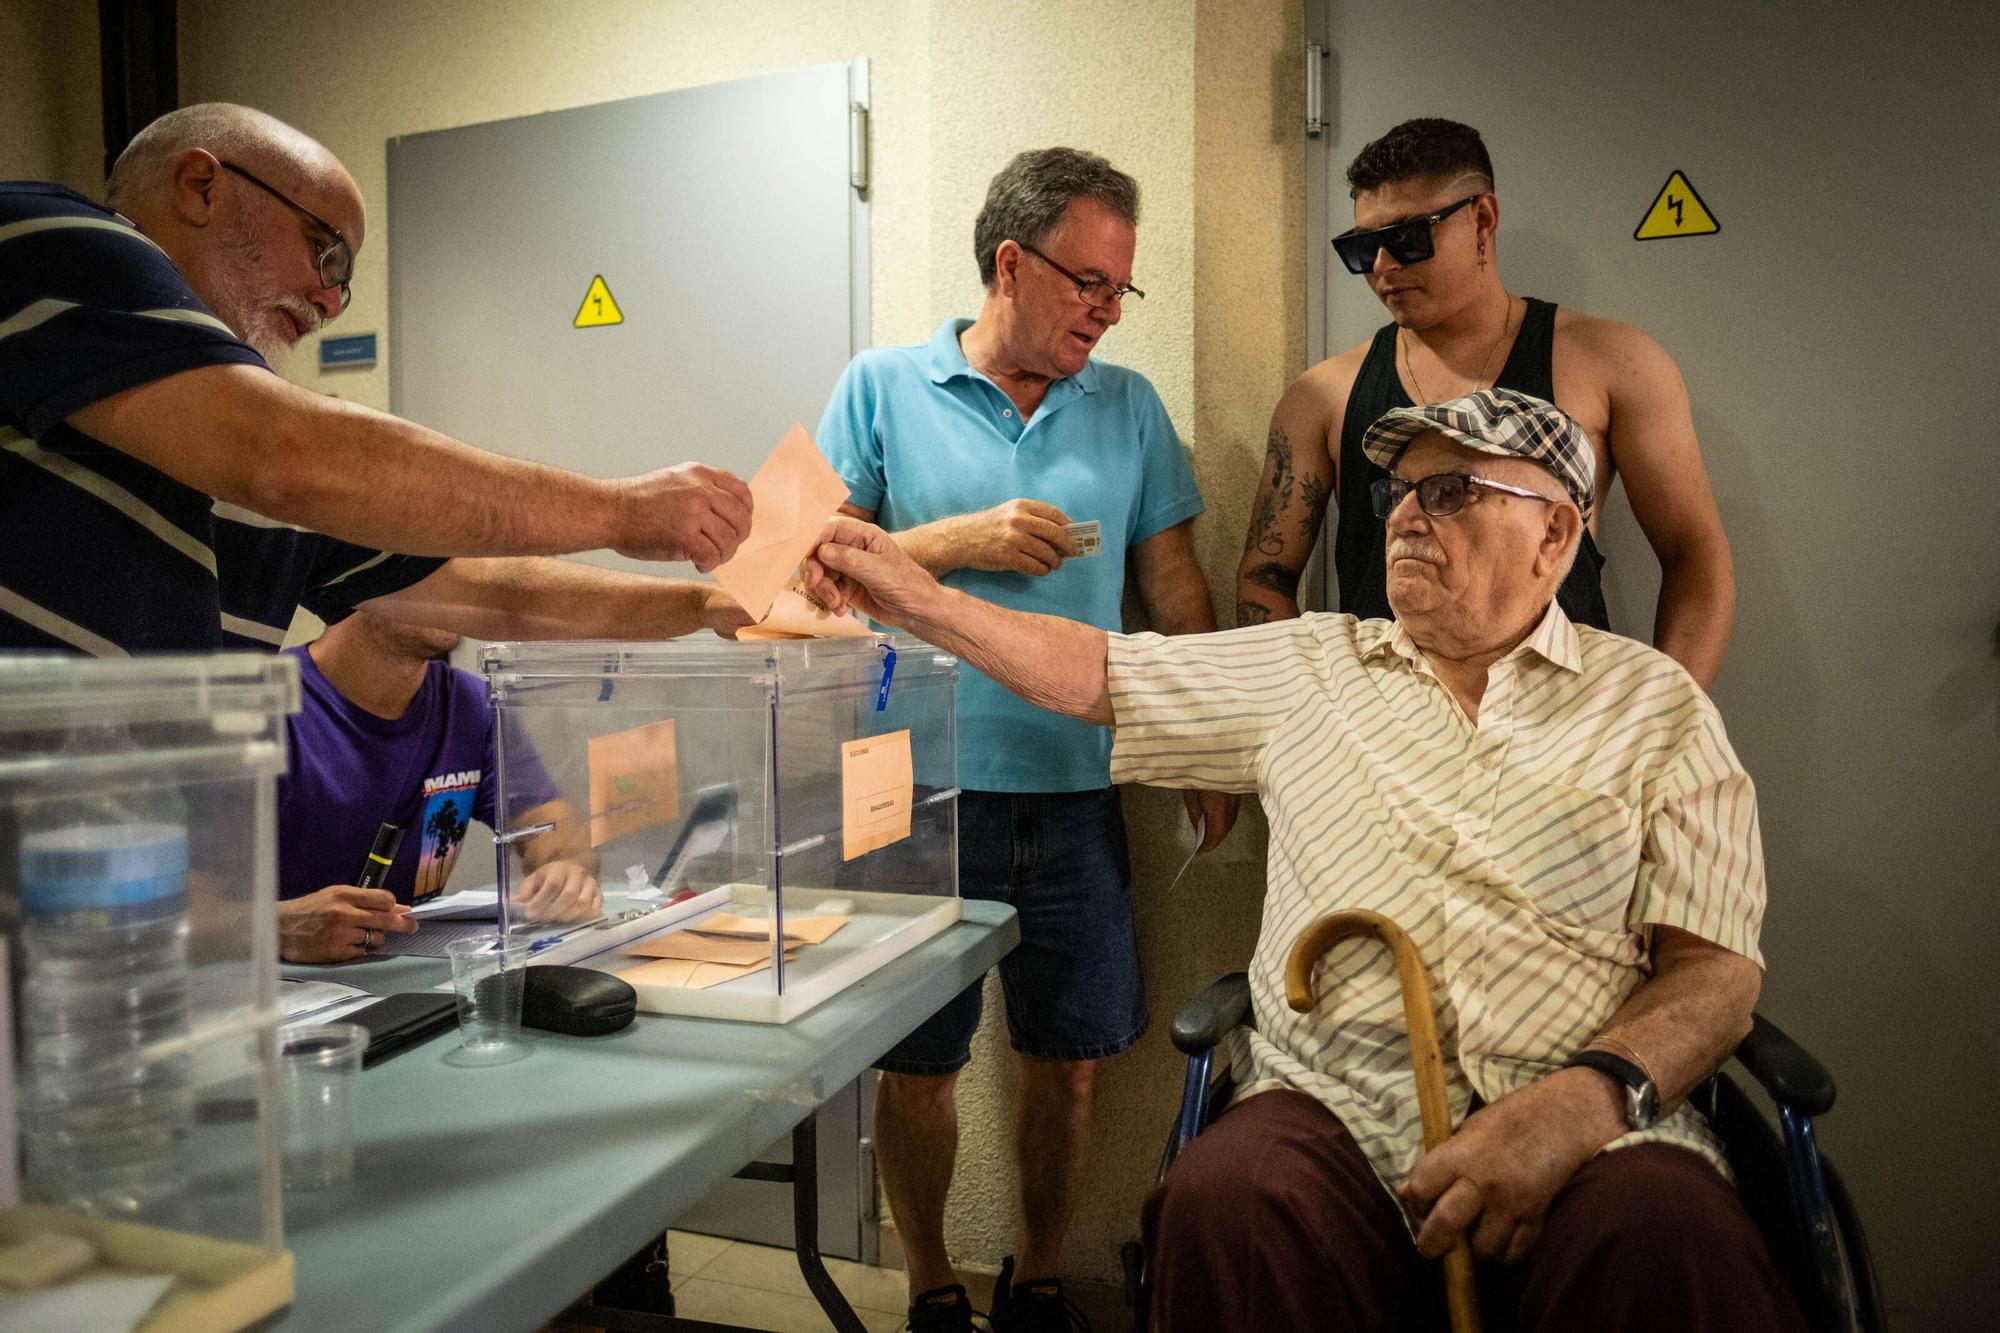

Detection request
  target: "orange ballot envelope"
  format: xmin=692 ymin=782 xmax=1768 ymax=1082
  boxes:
xmin=689 ymin=913 xmax=850 ymax=945
xmin=714 ymin=424 xmax=850 ymax=622
xmin=587 ymin=720 xmax=679 ymax=847
xmin=616 ymin=956 xmax=773 ymax=991
xmin=626 ymin=931 xmax=780 ymax=966
xmin=842 ymin=729 xmax=913 ymax=860
xmin=736 ymin=586 xmax=873 ymax=641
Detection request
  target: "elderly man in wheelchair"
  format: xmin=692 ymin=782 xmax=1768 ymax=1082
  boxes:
xmin=807 ymin=388 xmax=1812 ymax=1332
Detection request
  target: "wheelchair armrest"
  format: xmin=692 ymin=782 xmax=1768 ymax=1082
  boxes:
xmin=1731 ymin=1012 xmax=1836 ymax=1117
xmin=1171 ymin=972 xmax=1251 ymax=1055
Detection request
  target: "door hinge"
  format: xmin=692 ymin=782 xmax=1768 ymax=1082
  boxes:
xmin=1305 ymin=42 xmax=1328 ymax=137
xmin=849 ymin=102 xmax=870 ymax=193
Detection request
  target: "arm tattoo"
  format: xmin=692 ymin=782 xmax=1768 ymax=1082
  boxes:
xmin=1243 ymin=561 xmax=1301 ymax=599
xmin=1234 ymin=600 xmax=1273 ymax=627
xmin=1298 ymin=474 xmax=1329 ymax=540
xmin=1249 ymin=425 xmax=1296 ymax=557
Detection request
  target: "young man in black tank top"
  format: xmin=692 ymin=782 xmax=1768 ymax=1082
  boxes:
xmin=1234 ymin=118 xmax=1735 ymax=688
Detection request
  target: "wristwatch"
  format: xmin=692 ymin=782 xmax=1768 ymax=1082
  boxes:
xmin=1564 ymin=1047 xmax=1660 ymax=1130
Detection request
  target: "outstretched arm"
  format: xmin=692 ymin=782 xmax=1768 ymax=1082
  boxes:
xmin=70 ymin=363 xmax=753 ymax=568
xmin=361 ymin=556 xmax=753 ymax=641
xmin=809 ymin=518 xmax=1112 ymax=725
xmin=1235 ymin=375 xmax=1338 ymax=626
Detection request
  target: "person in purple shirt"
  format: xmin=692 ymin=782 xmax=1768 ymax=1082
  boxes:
xmin=275 ymin=610 xmax=597 ymax=963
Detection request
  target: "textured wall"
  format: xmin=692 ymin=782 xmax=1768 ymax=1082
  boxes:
xmin=167 ymin=0 xmax=1303 ymax=1289
xmin=930 ymin=0 xmax=1308 ymax=1282
xmin=916 ymin=0 xmax=1199 ymax=1275
xmin=0 ymin=0 xmax=104 ymax=191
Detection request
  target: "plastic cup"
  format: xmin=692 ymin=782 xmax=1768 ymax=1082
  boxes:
xmin=444 ymin=937 xmax=531 ymax=1067
xmin=279 ymin=1023 xmax=367 ymax=1190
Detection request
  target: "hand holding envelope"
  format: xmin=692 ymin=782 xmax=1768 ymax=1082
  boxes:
xmin=737 ymin=586 xmax=873 ymax=641
xmin=714 ymin=425 xmax=868 ymax=636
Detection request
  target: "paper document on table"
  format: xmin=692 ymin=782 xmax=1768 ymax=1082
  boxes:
xmin=735 ymin=586 xmax=872 ymax=640
xmin=280 ymin=978 xmax=374 ymax=1024
xmin=689 ymin=912 xmax=849 ymax=945
xmin=0 ymin=1271 xmax=174 ymax=1333
xmin=588 ymin=719 xmax=679 ymax=847
xmin=616 ymin=956 xmax=773 ymax=990
xmin=712 ymin=423 xmax=850 ymax=622
xmin=366 ymin=919 xmax=497 ymax=958
xmin=842 ymin=729 xmax=912 ymax=860
xmin=408 ymin=888 xmax=498 ymax=920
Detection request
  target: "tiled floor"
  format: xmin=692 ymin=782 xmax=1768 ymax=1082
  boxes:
xmin=663 ymin=1229 xmax=916 ymax=1332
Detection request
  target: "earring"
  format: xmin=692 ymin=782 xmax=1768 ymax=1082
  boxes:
xmin=1477 ymin=241 xmax=1487 ymax=270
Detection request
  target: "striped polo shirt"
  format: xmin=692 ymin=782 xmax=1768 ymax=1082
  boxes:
xmin=1108 ymin=602 xmax=1766 ymax=1197
xmin=0 ymin=182 xmax=442 ymax=656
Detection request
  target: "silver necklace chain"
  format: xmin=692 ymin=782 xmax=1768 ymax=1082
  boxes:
xmin=1401 ymin=295 xmax=1518 ymax=403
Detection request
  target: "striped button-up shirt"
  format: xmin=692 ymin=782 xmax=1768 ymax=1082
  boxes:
xmin=1108 ymin=602 xmax=1765 ymax=1196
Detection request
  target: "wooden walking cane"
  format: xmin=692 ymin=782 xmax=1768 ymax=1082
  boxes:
xmin=1285 ymin=908 xmax=1480 ymax=1333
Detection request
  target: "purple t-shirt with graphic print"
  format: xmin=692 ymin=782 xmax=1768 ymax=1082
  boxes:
xmin=277 ymin=646 xmax=553 ymax=904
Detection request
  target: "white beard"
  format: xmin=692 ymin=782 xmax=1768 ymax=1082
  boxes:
xmin=202 ymin=227 xmax=320 ymax=363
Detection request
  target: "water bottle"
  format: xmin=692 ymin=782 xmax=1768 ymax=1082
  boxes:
xmin=14 ymin=730 xmax=193 ymax=1222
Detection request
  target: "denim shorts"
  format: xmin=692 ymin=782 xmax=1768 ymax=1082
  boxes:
xmin=877 ymin=787 xmax=1148 ymax=1075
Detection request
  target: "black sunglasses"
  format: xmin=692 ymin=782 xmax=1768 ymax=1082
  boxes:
xmin=220 ymin=160 xmax=353 ymax=310
xmin=1018 ymin=242 xmax=1144 ymax=308
xmin=1370 ymin=470 xmax=1553 ymax=520
xmin=1332 ymin=195 xmax=1479 ymax=275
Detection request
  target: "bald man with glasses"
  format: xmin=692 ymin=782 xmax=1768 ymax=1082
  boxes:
xmin=1236 ymin=117 xmax=1737 ymax=691
xmin=2 ymin=102 xmax=753 ymax=658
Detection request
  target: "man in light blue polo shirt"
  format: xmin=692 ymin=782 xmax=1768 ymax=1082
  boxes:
xmin=818 ymin=147 xmax=1235 ymax=1333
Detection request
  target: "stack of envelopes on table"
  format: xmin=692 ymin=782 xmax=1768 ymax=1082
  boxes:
xmin=615 ymin=913 xmax=850 ymax=990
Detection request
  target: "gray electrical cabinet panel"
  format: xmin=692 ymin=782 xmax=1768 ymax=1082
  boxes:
xmin=388 ymin=61 xmax=869 ymax=577
xmin=386 ymin=62 xmax=878 ymax=1263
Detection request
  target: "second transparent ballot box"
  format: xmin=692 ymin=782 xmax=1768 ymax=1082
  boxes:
xmin=0 ymin=653 xmax=297 ymax=1323
xmin=480 ymin=635 xmax=959 ymax=1022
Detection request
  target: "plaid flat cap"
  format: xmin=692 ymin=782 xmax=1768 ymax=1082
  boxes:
xmin=1361 ymin=388 xmax=1597 ymax=521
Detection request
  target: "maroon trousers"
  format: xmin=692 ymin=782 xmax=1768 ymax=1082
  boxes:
xmin=1142 ymin=1089 xmax=1807 ymax=1333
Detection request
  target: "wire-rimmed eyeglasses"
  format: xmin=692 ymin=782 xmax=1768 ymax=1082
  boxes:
xmin=1018 ymin=242 xmax=1144 ymax=309
xmin=1370 ymin=470 xmax=1555 ymax=520
xmin=220 ymin=160 xmax=353 ymax=311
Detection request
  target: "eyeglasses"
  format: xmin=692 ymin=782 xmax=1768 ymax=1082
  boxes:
xmin=1018 ymin=242 xmax=1144 ymax=309
xmin=1332 ymin=195 xmax=1479 ymax=275
xmin=220 ymin=160 xmax=353 ymax=310
xmin=1370 ymin=470 xmax=1554 ymax=519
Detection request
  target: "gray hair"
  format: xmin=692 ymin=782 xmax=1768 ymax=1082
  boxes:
xmin=106 ymin=103 xmax=332 ymax=211
xmin=973 ymin=147 xmax=1139 ymax=287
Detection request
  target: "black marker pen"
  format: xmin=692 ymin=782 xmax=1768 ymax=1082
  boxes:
xmin=356 ymin=822 xmax=404 ymax=889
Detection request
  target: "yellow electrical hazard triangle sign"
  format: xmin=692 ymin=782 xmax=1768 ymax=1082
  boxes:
xmin=573 ymin=274 xmax=624 ymax=328
xmin=1634 ymin=171 xmax=1719 ymax=241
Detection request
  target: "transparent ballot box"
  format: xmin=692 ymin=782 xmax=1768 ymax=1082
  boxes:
xmin=481 ymin=634 xmax=959 ymax=1022
xmin=0 ymin=653 xmax=297 ymax=1320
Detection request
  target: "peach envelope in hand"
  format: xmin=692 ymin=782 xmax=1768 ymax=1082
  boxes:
xmin=713 ymin=423 xmax=851 ymax=622
xmin=736 ymin=587 xmax=873 ymax=641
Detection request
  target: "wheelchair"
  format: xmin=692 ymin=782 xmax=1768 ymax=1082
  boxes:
xmin=1119 ymin=972 xmax=1885 ymax=1333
